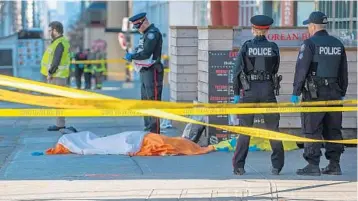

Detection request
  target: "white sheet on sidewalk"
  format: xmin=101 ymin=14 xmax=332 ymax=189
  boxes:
xmin=57 ymin=131 xmax=148 ymax=155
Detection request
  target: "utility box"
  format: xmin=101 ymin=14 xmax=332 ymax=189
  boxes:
xmin=0 ymin=29 xmax=44 ymax=82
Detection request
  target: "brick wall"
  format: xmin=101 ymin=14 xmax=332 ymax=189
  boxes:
xmin=197 ymin=27 xmax=233 ymax=103
xmin=169 ymin=26 xmax=198 ymax=102
xmin=197 ymin=27 xmax=234 ymax=146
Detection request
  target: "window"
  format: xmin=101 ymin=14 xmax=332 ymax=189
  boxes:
xmin=271 ymin=1 xmax=281 ymax=26
xmin=0 ymin=49 xmax=12 ymax=66
xmin=296 ymin=1 xmax=315 ymax=27
xmin=239 ymin=1 xmax=258 ymax=26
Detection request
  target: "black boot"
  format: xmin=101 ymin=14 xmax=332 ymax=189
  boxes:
xmin=296 ymin=164 xmax=321 ymax=176
xmin=321 ymin=162 xmax=342 ymax=175
xmin=233 ymin=167 xmax=246 ymax=175
xmin=271 ymin=167 xmax=282 ymax=175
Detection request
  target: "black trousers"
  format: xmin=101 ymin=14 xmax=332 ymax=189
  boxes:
xmin=140 ymin=64 xmax=164 ymax=134
xmin=232 ymin=81 xmax=284 ymax=170
xmin=84 ymin=72 xmax=92 ymax=89
xmin=75 ymin=66 xmax=84 ymax=89
xmin=301 ymin=82 xmax=344 ymax=165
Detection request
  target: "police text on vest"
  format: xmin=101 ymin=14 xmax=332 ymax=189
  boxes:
xmin=319 ymin=47 xmax=341 ymax=55
xmin=248 ymin=48 xmax=272 ymax=56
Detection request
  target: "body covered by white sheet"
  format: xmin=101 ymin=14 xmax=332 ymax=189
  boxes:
xmin=58 ymin=131 xmax=148 ymax=155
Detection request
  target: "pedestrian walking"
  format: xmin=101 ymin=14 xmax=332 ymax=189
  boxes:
xmin=291 ymin=11 xmax=348 ymax=176
xmin=232 ymin=15 xmax=284 ymax=176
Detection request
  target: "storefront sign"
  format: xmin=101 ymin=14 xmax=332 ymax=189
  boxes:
xmin=207 ymin=50 xmax=267 ymax=144
xmin=92 ymin=39 xmax=107 ymax=51
xmin=233 ymin=28 xmax=310 ymax=48
xmin=207 ymin=51 xmax=236 ymax=143
xmin=233 ymin=28 xmax=357 ymax=48
xmin=281 ymin=0 xmax=294 ymax=26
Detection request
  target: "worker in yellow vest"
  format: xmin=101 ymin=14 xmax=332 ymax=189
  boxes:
xmin=84 ymin=48 xmax=94 ymax=89
xmin=68 ymin=52 xmax=76 ymax=85
xmin=93 ymin=52 xmax=106 ymax=89
xmin=40 ymin=21 xmax=71 ymax=132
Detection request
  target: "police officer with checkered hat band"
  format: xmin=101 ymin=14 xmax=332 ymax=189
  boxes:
xmin=124 ymin=12 xmax=164 ymax=134
xmin=232 ymin=15 xmax=284 ymax=176
xmin=291 ymin=11 xmax=348 ymax=176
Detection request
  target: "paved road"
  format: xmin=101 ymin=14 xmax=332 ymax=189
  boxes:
xmin=0 ymin=80 xmax=356 ymax=201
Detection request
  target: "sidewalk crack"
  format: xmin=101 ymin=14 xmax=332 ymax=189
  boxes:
xmin=130 ymin=156 xmax=144 ymax=175
xmin=246 ymin=163 xmax=276 ymax=200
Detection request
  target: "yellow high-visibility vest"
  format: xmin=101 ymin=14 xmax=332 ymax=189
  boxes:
xmin=40 ymin=36 xmax=70 ymax=78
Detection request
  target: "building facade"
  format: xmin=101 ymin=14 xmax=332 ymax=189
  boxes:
xmin=132 ymin=0 xmax=169 ymax=55
xmin=0 ymin=0 xmax=49 ymax=38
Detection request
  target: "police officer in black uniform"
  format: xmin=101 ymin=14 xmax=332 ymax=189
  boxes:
xmin=232 ymin=15 xmax=284 ymax=176
xmin=124 ymin=13 xmax=164 ymax=134
xmin=291 ymin=11 xmax=348 ymax=176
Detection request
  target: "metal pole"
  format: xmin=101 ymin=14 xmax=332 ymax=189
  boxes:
xmin=332 ymin=0 xmax=336 ymax=30
xmin=349 ymin=0 xmax=353 ymax=34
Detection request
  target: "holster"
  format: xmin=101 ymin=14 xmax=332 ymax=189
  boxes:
xmin=273 ymin=74 xmax=282 ymax=96
xmin=305 ymin=76 xmax=318 ymax=99
xmin=239 ymin=72 xmax=250 ymax=91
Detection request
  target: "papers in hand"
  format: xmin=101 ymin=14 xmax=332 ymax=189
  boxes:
xmin=133 ymin=58 xmax=156 ymax=72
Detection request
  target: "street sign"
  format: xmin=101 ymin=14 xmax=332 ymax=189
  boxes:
xmin=117 ymin=33 xmax=127 ymax=50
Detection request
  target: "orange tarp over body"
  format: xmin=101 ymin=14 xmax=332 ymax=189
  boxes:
xmin=46 ymin=144 xmax=71 ymax=155
xmin=46 ymin=133 xmax=215 ymax=156
xmin=135 ymin=133 xmax=214 ymax=156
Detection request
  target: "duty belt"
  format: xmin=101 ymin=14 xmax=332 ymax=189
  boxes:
xmin=313 ymin=77 xmax=337 ymax=86
xmin=248 ymin=74 xmax=272 ymax=81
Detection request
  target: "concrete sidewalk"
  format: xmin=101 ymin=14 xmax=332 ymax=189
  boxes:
xmin=0 ymin=115 xmax=356 ymax=201
xmin=0 ymin=80 xmax=356 ymax=200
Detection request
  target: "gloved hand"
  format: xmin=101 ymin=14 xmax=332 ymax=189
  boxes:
xmin=233 ymin=95 xmax=240 ymax=104
xmin=290 ymin=95 xmax=300 ymax=104
xmin=123 ymin=52 xmax=133 ymax=62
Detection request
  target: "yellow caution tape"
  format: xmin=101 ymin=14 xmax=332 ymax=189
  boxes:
xmin=0 ymin=75 xmax=356 ymax=110
xmin=72 ymin=59 xmax=125 ymax=64
xmin=0 ymin=88 xmax=356 ymax=114
xmin=0 ymin=107 xmax=356 ymax=117
xmin=0 ymin=74 xmax=356 ymax=144
xmin=71 ymin=59 xmax=170 ymax=73
xmin=140 ymin=109 xmax=358 ymax=145
xmin=0 ymin=108 xmax=355 ymax=144
xmin=0 ymin=75 xmax=117 ymax=100
xmin=0 ymin=89 xmax=101 ymax=109
xmin=0 ymin=89 xmax=356 ymax=115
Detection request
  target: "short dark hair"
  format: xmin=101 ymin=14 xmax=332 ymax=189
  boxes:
xmin=49 ymin=21 xmax=63 ymax=34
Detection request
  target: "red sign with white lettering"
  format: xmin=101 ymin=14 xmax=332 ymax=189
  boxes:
xmin=233 ymin=28 xmax=311 ymax=48
xmin=267 ymin=32 xmax=311 ymax=41
xmin=281 ymin=0 xmax=294 ymax=26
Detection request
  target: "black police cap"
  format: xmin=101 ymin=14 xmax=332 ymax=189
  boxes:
xmin=250 ymin=15 xmax=274 ymax=29
xmin=128 ymin=12 xmax=146 ymax=22
xmin=303 ymin=11 xmax=328 ymax=25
